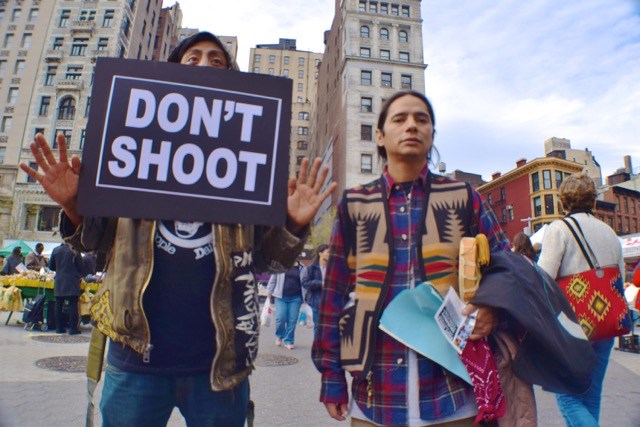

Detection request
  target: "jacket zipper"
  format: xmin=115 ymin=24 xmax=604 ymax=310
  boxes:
xmin=140 ymin=221 xmax=156 ymax=363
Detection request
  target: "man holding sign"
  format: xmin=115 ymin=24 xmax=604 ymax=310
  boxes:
xmin=21 ymin=32 xmax=336 ymax=426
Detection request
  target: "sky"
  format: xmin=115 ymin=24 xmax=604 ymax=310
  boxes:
xmin=176 ymin=0 xmax=640 ymax=181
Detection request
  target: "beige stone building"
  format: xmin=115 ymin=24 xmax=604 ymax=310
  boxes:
xmin=311 ymin=0 xmax=426 ymax=215
xmin=544 ymin=137 xmax=603 ymax=185
xmin=249 ymin=39 xmax=322 ymax=176
xmin=0 ymin=0 xmax=165 ymax=244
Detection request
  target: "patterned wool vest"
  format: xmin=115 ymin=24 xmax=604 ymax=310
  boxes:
xmin=339 ymin=174 xmax=473 ymax=374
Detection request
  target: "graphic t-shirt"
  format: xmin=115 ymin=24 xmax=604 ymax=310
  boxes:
xmin=108 ymin=220 xmax=216 ymax=375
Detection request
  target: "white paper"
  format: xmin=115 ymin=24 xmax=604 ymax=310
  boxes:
xmin=435 ymin=287 xmax=477 ymax=354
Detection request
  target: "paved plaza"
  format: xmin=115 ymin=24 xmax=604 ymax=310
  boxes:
xmin=0 ymin=311 xmax=639 ymax=426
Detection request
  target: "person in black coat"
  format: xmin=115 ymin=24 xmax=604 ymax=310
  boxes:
xmin=301 ymin=244 xmax=329 ymax=334
xmin=49 ymin=242 xmax=84 ymax=334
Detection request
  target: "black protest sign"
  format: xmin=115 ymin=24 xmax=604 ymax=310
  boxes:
xmin=77 ymin=58 xmax=292 ymax=225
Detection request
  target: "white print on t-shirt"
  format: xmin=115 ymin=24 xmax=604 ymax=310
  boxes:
xmin=157 ymin=221 xmax=213 ymax=260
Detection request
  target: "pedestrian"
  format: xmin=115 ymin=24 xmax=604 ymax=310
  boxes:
xmin=538 ymin=173 xmax=624 ymax=427
xmin=1 ymin=247 xmax=23 ymax=275
xmin=25 ymin=243 xmax=47 ymax=271
xmin=48 ymin=242 xmax=84 ymax=335
xmin=312 ymin=90 xmax=509 ymax=426
xmin=20 ymin=31 xmax=336 ymax=427
xmin=267 ymin=262 xmax=304 ymax=349
xmin=301 ymin=244 xmax=329 ymax=335
xmin=512 ymin=232 xmax=537 ymax=262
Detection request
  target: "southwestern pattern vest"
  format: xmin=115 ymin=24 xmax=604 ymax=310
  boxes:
xmin=338 ymin=174 xmax=473 ymax=375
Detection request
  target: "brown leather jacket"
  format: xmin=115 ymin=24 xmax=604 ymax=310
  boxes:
xmin=63 ymin=215 xmax=304 ymax=390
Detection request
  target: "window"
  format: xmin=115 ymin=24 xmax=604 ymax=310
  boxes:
xmin=45 ymin=66 xmax=57 ymax=85
xmin=11 ymin=8 xmax=21 ymax=22
xmin=381 ymin=3 xmax=389 ymax=13
xmin=380 ymin=49 xmax=390 ymax=60
xmin=360 ymin=26 xmax=370 ymax=38
xmin=59 ymin=9 xmax=70 ymax=27
xmin=297 ymin=126 xmax=309 ymax=135
xmin=361 ymin=124 xmax=373 ymax=141
xmin=38 ymin=96 xmax=51 ymax=116
xmin=381 ymin=72 xmax=392 ymax=87
xmin=500 ymin=187 xmax=506 ymax=201
xmin=360 ymin=97 xmax=373 ymax=113
xmin=253 ymin=67 xmax=260 ymax=73
xmin=380 ymin=28 xmax=389 ymax=40
xmin=53 ymin=129 xmax=72 ymax=148
xmin=297 ymin=140 xmax=308 ymax=150
xmin=65 ymin=65 xmax=82 ymax=80
xmin=399 ymin=30 xmax=408 ymax=43
xmin=80 ymin=10 xmax=96 ymax=21
xmin=21 ymin=34 xmax=32 ymax=49
xmin=282 ymin=69 xmax=289 ymax=77
xmin=13 ymin=60 xmax=25 ymax=76
xmin=37 ymin=206 xmax=62 ymax=232
xmin=399 ymin=52 xmax=410 ymax=62
xmin=531 ymin=172 xmax=540 ymax=191
xmin=1 ymin=116 xmax=13 ymax=133
xmin=359 ymin=1 xmax=366 ymax=12
xmin=391 ymin=4 xmax=399 ymax=15
xmin=533 ymin=197 xmax=542 ymax=217
xmin=555 ymin=170 xmax=563 ymax=189
xmin=298 ymin=112 xmax=309 ymax=120
xmin=6 ymin=88 xmax=18 ymax=104
xmin=543 ymin=170 xmax=552 ymax=189
xmin=298 ymin=57 xmax=305 ymax=66
xmin=297 ymin=82 xmax=303 ymax=92
xmin=501 ymin=207 xmax=507 ymax=223
xmin=3 ymin=33 xmax=14 ymax=49
xmin=268 ymin=68 xmax=274 ymax=76
xmin=71 ymin=38 xmax=88 ymax=56
xmin=296 ymin=156 xmax=304 ymax=165
xmin=369 ymin=2 xmax=378 ymax=13
xmin=103 ymin=10 xmax=114 ymax=27
xmin=361 ymin=154 xmax=373 ymax=173
xmin=284 ymin=56 xmax=289 ymax=65
xmin=360 ymin=47 xmax=371 ymax=57
xmin=487 ymin=193 xmax=493 ymax=205
xmin=361 ymin=70 xmax=372 ymax=85
xmin=85 ymin=96 xmax=91 ymax=117
xmin=27 ymin=162 xmax=38 ymax=182
xmin=0 ymin=61 xmax=6 ymax=77
xmin=57 ymin=96 xmax=76 ymax=120
xmin=298 ymin=70 xmax=304 ymax=79
xmin=544 ymin=194 xmax=554 ymax=215
xmin=401 ymin=5 xmax=410 ymax=17
xmin=268 ymin=55 xmax=275 ymax=64
xmin=34 ymin=128 xmax=45 ymax=139
xmin=79 ymin=129 xmax=86 ymax=149
xmin=0 ymin=147 xmax=5 ymax=165
xmin=53 ymin=37 xmax=64 ymax=50
xmin=97 ymin=38 xmax=108 ymax=50
xmin=401 ymin=74 xmax=412 ymax=89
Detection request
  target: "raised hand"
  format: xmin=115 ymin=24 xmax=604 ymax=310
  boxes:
xmin=286 ymin=157 xmax=337 ymax=234
xmin=19 ymin=133 xmax=83 ymax=226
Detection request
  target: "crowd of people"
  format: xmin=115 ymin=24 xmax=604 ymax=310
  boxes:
xmin=13 ymin=28 xmax=636 ymax=427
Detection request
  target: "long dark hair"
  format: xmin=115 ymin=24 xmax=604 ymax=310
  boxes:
xmin=376 ymin=91 xmax=436 ymax=160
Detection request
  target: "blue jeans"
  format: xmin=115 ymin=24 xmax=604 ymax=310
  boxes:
xmin=312 ymin=306 xmax=320 ymax=337
xmin=101 ymin=365 xmax=248 ymax=426
xmin=556 ymin=338 xmax=614 ymax=427
xmin=274 ymin=295 xmax=302 ymax=345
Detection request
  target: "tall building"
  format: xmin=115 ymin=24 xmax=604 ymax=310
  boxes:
xmin=311 ymin=0 xmax=426 ymax=211
xmin=152 ymin=3 xmax=182 ymax=62
xmin=0 ymin=0 xmax=165 ymax=243
xmin=248 ymin=39 xmax=322 ymax=175
xmin=544 ymin=137 xmax=602 ymax=186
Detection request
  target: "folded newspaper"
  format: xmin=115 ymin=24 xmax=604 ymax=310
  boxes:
xmin=379 ymin=283 xmax=473 ymax=384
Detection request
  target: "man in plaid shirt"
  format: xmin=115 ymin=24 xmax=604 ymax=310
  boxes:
xmin=312 ymin=91 xmax=509 ymax=426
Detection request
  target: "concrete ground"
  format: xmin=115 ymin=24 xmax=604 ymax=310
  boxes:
xmin=1 ymin=311 xmax=639 ymax=426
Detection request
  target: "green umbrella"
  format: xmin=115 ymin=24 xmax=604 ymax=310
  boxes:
xmin=0 ymin=240 xmax=34 ymax=258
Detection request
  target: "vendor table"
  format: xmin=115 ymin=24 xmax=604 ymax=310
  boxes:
xmin=1 ymin=277 xmax=100 ymax=328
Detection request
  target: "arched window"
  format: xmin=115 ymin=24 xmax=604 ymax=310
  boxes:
xmin=380 ymin=28 xmax=389 ymax=40
xmin=360 ymin=26 xmax=370 ymax=39
xmin=399 ymin=30 xmax=408 ymax=43
xmin=57 ymin=96 xmax=76 ymax=120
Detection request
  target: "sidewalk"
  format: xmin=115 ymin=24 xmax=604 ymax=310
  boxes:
xmin=1 ymin=312 xmax=639 ymax=426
